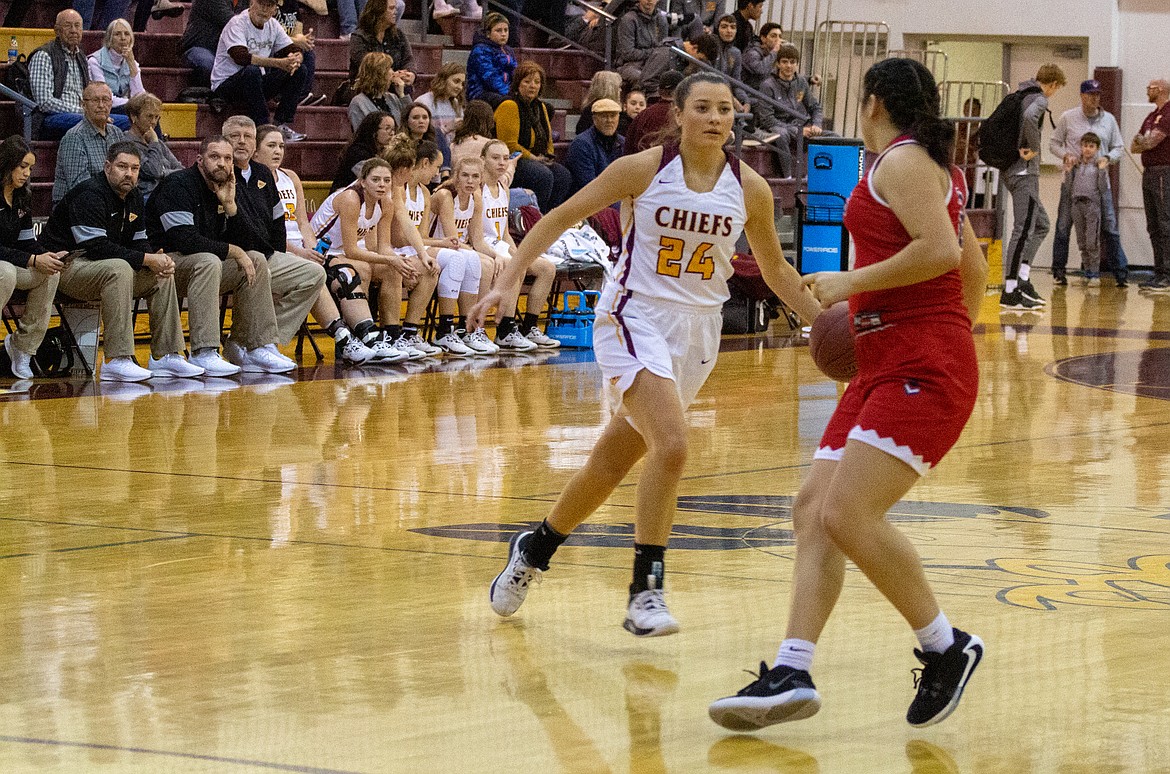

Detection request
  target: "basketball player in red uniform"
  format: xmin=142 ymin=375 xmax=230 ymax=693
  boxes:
xmin=709 ymin=58 xmax=989 ymax=730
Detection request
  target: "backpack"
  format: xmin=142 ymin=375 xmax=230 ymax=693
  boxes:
xmin=2 ymin=54 xmax=32 ymax=100
xmin=976 ymin=85 xmax=1042 ymax=171
xmin=508 ymin=204 xmax=542 ymax=242
xmin=32 ymin=326 xmax=75 ymax=377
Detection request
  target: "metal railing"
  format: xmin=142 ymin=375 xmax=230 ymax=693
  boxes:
xmin=482 ymin=0 xmax=607 ymax=65
xmin=886 ymin=48 xmax=947 ymax=85
xmin=569 ymin=0 xmax=616 ymax=71
xmin=767 ymin=0 xmax=833 ymax=68
xmin=811 ymin=20 xmax=888 ymax=138
xmin=941 ymin=80 xmax=1008 ymax=213
xmin=0 ymin=82 xmax=36 ymax=141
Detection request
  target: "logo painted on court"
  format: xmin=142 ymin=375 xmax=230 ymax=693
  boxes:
xmin=991 ymin=556 xmax=1170 ymax=611
xmin=410 ymin=495 xmax=1049 ymax=551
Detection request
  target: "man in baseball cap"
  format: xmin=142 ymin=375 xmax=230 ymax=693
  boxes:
xmin=566 ymin=98 xmax=625 ymax=190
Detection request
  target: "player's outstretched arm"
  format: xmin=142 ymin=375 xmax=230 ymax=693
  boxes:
xmin=740 ymin=166 xmax=822 ymax=325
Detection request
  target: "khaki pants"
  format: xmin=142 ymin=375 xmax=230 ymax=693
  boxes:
xmin=268 ymin=250 xmax=326 ymax=345
xmin=57 ymin=258 xmax=184 ymax=360
xmin=0 ymin=262 xmax=59 ymax=355
xmin=172 ymin=251 xmax=278 ymax=352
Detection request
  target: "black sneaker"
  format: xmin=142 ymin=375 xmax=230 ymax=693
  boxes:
xmin=1053 ymin=273 xmax=1067 ymax=286
xmin=906 ymin=628 xmax=984 ymax=727
xmin=1139 ymin=276 xmax=1170 ymax=292
xmin=999 ymin=289 xmax=1042 ymax=310
xmin=708 ymin=662 xmax=821 ymax=731
xmin=1017 ymin=278 xmax=1046 ymax=305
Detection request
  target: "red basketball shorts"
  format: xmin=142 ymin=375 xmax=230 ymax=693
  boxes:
xmin=813 ymin=316 xmax=978 ymax=475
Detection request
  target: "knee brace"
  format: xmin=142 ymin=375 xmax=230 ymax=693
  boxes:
xmin=459 ymin=249 xmax=482 ymax=294
xmin=434 ymin=248 xmax=466 ymax=300
xmin=325 ymin=257 xmax=366 ymax=301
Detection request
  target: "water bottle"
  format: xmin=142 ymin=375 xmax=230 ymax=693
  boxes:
xmin=314 ymin=234 xmax=331 ymax=255
xmin=8 ymin=36 xmax=17 ymax=64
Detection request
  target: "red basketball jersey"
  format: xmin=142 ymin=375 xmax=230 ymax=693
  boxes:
xmin=842 ymin=136 xmax=970 ymax=326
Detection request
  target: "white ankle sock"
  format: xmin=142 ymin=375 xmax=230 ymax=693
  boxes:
xmin=774 ymin=639 xmax=816 ymax=672
xmin=914 ymin=612 xmax=955 ymax=653
xmin=1005 ymin=279 xmax=1019 ymax=293
xmin=1019 ymin=263 xmax=1031 ymax=281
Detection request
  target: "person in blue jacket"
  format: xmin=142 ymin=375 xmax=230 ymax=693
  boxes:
xmin=466 ymin=12 xmax=516 ymax=109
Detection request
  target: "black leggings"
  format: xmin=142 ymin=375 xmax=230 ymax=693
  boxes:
xmin=513 ymin=156 xmax=573 ymax=212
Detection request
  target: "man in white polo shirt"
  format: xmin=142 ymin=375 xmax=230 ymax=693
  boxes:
xmin=211 ymin=0 xmax=311 ymax=143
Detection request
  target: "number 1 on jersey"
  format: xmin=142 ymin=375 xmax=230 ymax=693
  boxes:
xmin=656 ymin=236 xmax=715 ymax=280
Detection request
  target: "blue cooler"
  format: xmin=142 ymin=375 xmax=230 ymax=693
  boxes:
xmin=546 ymin=290 xmax=600 ymax=348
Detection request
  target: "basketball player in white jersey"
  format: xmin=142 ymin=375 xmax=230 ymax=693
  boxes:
xmin=253 ymin=124 xmax=378 ymax=365
xmin=474 ymin=72 xmax=822 ymax=636
xmin=310 ymin=155 xmax=428 ymax=363
xmin=401 ymin=141 xmax=495 ymax=356
xmin=480 ymin=140 xmax=560 ymax=350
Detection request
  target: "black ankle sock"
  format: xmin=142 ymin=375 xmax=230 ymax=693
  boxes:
xmin=437 ymin=314 xmax=454 ymax=336
xmin=457 ymin=315 xmax=467 ymax=330
xmin=522 ymin=520 xmax=568 ymax=571
xmin=521 ymin=312 xmax=539 ymax=334
xmin=402 ymin=323 xmax=418 ymax=337
xmin=354 ymin=318 xmax=377 ymax=341
xmin=497 ymin=316 xmax=516 ymax=338
xmin=630 ymin=543 xmax=666 ymax=598
xmin=385 ymin=324 xmax=402 ymax=340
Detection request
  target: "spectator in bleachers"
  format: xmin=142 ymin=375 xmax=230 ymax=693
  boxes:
xmin=348 ymin=52 xmax=408 ymax=131
xmin=181 ymin=0 xmax=236 ymax=85
xmin=339 ymin=0 xmax=404 ymax=41
xmin=333 ymin=110 xmax=397 ymax=191
xmin=220 ymin=115 xmax=326 ymax=365
xmin=401 ymin=102 xmax=453 ymax=181
xmin=466 ymin=12 xmax=517 ymax=109
xmin=433 ymin=0 xmax=483 ymax=21
xmin=731 ymin=0 xmax=764 ymax=53
xmin=52 ymin=82 xmax=128 ymax=204
xmin=252 ymin=124 xmax=380 ymax=364
xmin=575 ymin=70 xmax=622 ymax=136
xmin=681 ymin=31 xmax=719 ymax=75
xmin=565 ymin=98 xmax=623 ymax=191
xmin=741 ymin=20 xmax=781 ymax=95
xmin=273 ymin=0 xmax=322 ymax=108
xmin=623 ymin=69 xmax=682 ymax=154
xmin=714 ymin=14 xmax=748 ymax=108
xmin=72 ymin=0 xmax=182 ymax=32
xmin=495 ymin=61 xmax=572 ymax=212
xmin=565 ymin=4 xmax=610 ymax=56
xmin=621 ymin=88 xmax=646 ymax=136
xmin=417 ymin=63 xmax=467 ymax=146
xmin=125 ymin=93 xmax=183 ymax=200
xmin=30 ymin=10 xmax=127 ymax=140
xmin=525 ymin=0 xmax=569 ymax=37
xmin=87 ymin=19 xmax=145 ymax=113
xmin=42 ymin=141 xmax=205 ymax=382
xmin=0 ymin=137 xmax=63 ymax=381
xmin=211 ymin=0 xmax=311 ymax=143
xmin=349 ymin=0 xmax=416 ymax=91
xmin=616 ymin=0 xmax=674 ymax=96
xmin=146 ymin=135 xmax=291 ymax=376
xmin=755 ymin=43 xmax=827 ymax=178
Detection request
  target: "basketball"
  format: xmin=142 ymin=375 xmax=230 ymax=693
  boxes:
xmin=808 ymin=302 xmax=858 ymax=381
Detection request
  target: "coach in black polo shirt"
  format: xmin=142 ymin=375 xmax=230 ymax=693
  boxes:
xmin=43 ymin=140 xmax=204 ymax=383
xmin=220 ymin=114 xmax=324 ymax=371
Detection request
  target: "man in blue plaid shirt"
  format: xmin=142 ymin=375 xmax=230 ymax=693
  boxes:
xmin=52 ymin=82 xmax=128 ymax=204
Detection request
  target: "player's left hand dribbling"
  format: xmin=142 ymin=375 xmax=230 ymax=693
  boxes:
xmin=803 ymin=271 xmax=852 ymax=308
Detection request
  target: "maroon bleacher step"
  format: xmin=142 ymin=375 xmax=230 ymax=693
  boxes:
xmin=196 ymin=104 xmax=353 ymax=141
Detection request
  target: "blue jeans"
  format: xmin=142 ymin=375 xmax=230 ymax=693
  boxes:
xmin=214 ymin=63 xmax=311 ymax=125
xmin=39 ymin=111 xmax=131 ymax=140
xmin=336 ymin=0 xmax=370 ymax=35
xmin=1052 ymin=183 xmax=1128 ymax=281
xmin=73 ymin=0 xmax=132 ymax=29
xmin=184 ymin=47 xmax=216 ymax=86
xmin=1142 ymin=165 xmax=1170 ymax=280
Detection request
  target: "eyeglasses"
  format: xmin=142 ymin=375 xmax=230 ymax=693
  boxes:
xmin=84 ymin=96 xmax=113 ymax=103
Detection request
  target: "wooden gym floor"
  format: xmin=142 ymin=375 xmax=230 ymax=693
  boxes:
xmin=1 ymin=277 xmax=1168 ymax=773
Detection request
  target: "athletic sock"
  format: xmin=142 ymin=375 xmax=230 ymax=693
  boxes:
xmin=385 ymin=324 xmax=402 ymax=340
xmin=1018 ymin=263 xmax=1031 ymax=281
xmin=325 ymin=319 xmax=348 ymax=340
xmin=521 ymin=311 xmax=539 ymax=334
xmin=401 ymin=323 xmax=418 ymax=338
xmin=436 ymin=315 xmax=455 ymax=336
xmin=630 ymin=543 xmax=666 ymax=599
xmin=1004 ymin=279 xmax=1019 ymax=293
xmin=497 ymin=316 xmax=517 ymax=339
xmin=914 ymin=611 xmax=956 ymax=654
xmin=522 ymin=519 xmax=568 ymax=571
xmin=354 ymin=318 xmax=377 ymax=342
xmin=774 ymin=639 xmax=816 ymax=672
xmin=457 ymin=316 xmax=467 ymax=331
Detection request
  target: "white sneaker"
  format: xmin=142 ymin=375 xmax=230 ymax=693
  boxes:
xmin=365 ymin=335 xmax=409 ymax=363
xmin=190 ymin=349 xmax=242 ymax=376
xmin=259 ymin=343 xmax=297 ymax=369
xmin=434 ymin=330 xmax=474 ymax=356
xmin=496 ymin=329 xmax=538 ymax=351
xmin=463 ymin=327 xmax=499 ymax=354
xmin=336 ymin=333 xmax=376 ymax=364
xmin=433 ymin=0 xmax=459 ymax=17
xmin=623 ymin=589 xmax=680 ymax=637
xmin=100 ymin=356 xmax=153 ymax=382
xmin=523 ymin=327 xmax=561 ymax=348
xmin=245 ymin=345 xmax=297 ymax=373
xmin=391 ymin=334 xmax=427 ymax=360
xmin=402 ymin=332 xmax=442 ymax=356
xmin=279 ymin=124 xmax=307 ymax=143
xmin=4 ymin=336 xmax=34 ymax=379
xmin=489 ymin=530 xmax=541 ymax=616
xmin=148 ymin=353 xmax=206 ymax=378
xmin=464 ymin=0 xmax=483 ymax=18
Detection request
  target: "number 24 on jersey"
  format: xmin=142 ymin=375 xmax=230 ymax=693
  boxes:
xmin=655 ymin=236 xmax=715 ymax=280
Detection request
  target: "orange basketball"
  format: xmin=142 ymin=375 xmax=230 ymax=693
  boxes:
xmin=808 ymin=301 xmax=857 ymax=381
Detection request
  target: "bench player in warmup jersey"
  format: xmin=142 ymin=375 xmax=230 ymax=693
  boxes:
xmin=309 ymin=155 xmax=428 ymax=364
xmin=480 ymin=139 xmax=561 ymax=350
xmin=473 ymin=72 xmax=822 ymax=637
xmin=709 ymin=58 xmax=989 ymax=731
xmin=255 ymin=124 xmax=379 ymax=365
xmin=429 ymin=156 xmax=503 ymax=355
